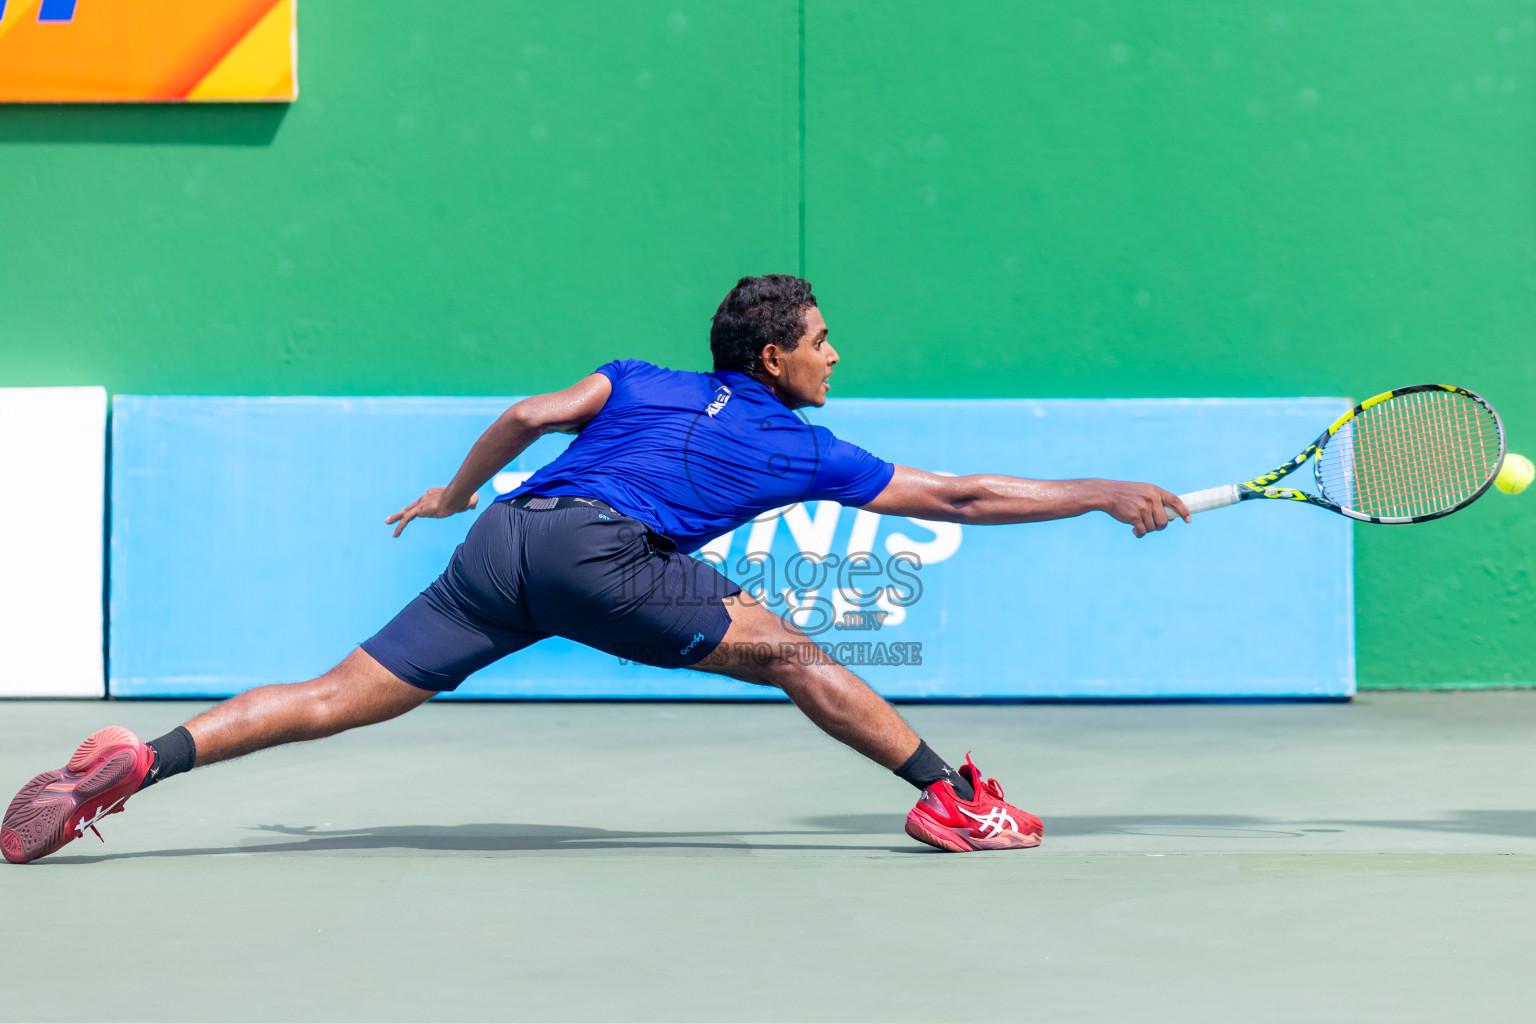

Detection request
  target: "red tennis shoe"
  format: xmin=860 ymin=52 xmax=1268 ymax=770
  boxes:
xmin=905 ymin=753 xmax=1042 ymax=852
xmin=2 ymin=727 xmax=153 ymax=865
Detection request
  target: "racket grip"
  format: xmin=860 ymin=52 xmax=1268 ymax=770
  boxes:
xmin=1162 ymin=484 xmax=1242 ymax=520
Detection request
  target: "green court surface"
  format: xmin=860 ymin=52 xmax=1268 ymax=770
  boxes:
xmin=4 ymin=692 xmax=1536 ymax=1023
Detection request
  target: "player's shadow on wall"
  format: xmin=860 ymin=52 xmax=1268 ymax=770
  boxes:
xmin=0 ymin=103 xmax=287 ymax=145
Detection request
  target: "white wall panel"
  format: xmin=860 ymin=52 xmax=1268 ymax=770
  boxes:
xmin=0 ymin=387 xmax=106 ymax=697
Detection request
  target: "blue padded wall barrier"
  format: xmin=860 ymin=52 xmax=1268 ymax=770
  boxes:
xmin=109 ymin=396 xmax=1352 ymax=698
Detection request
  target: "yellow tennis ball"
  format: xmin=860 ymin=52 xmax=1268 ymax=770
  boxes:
xmin=1495 ymin=453 xmax=1534 ymax=494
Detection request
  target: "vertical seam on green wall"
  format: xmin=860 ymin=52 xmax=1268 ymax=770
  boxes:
xmin=797 ymin=0 xmax=806 ymax=277
xmin=101 ymin=397 xmax=113 ymax=699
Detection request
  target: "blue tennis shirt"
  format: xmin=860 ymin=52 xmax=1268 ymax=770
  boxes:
xmin=497 ymin=359 xmax=895 ymax=553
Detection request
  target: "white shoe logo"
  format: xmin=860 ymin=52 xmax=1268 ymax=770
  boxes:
xmin=75 ymin=797 xmax=125 ymax=837
xmin=958 ymin=805 xmax=1017 ymax=839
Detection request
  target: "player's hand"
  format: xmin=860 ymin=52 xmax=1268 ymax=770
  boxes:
xmin=1096 ymin=480 xmax=1190 ymax=538
xmin=387 ymin=487 xmax=478 ymax=538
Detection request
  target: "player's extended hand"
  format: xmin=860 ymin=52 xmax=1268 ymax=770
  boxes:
xmin=387 ymin=487 xmax=479 ymax=538
xmin=1096 ymin=480 xmax=1190 ymax=538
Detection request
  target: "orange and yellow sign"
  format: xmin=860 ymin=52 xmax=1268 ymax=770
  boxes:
xmin=0 ymin=0 xmax=295 ymax=102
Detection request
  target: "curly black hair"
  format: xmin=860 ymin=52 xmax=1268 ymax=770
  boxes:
xmin=709 ymin=274 xmax=818 ymax=376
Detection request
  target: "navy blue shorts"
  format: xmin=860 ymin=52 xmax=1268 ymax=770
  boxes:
xmin=361 ymin=497 xmax=741 ymax=692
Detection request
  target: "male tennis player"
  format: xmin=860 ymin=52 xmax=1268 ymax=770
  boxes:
xmin=2 ymin=275 xmax=1189 ymax=864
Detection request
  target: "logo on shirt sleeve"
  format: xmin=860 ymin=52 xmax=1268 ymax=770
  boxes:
xmin=704 ymin=385 xmax=732 ymax=417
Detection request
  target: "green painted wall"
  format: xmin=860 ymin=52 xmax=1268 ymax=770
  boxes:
xmin=1 ymin=1 xmax=1532 ymax=685
xmin=0 ymin=1 xmax=800 ymax=392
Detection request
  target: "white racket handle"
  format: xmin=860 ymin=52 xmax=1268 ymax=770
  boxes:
xmin=1162 ymin=483 xmax=1241 ymax=520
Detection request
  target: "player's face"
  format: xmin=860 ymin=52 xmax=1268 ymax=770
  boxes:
xmin=765 ymin=306 xmax=839 ymax=409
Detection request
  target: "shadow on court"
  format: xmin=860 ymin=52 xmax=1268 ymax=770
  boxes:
xmin=1320 ymin=810 xmax=1536 ymax=839
xmin=42 ymin=810 xmax=1536 ymax=864
xmin=39 ymin=820 xmax=926 ymax=863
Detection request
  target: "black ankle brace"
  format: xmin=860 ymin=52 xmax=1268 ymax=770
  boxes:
xmin=137 ymin=726 xmax=197 ymax=791
xmin=893 ymin=740 xmax=974 ymax=800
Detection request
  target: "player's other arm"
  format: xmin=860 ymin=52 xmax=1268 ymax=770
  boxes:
xmin=860 ymin=465 xmax=1192 ymax=539
xmin=387 ymin=373 xmax=613 ymax=537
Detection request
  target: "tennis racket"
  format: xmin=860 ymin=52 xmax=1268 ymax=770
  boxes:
xmin=1158 ymin=384 xmax=1505 ymax=526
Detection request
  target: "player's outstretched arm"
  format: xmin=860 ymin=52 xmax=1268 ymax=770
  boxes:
xmin=386 ymin=373 xmax=613 ymax=537
xmin=860 ymin=465 xmax=1192 ymax=539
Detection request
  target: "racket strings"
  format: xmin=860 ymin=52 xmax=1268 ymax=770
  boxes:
xmin=1360 ymin=397 xmax=1445 ymax=515
xmin=1322 ymin=391 xmax=1496 ymax=516
xmin=1361 ymin=392 xmax=1495 ymax=516
xmin=1316 ymin=389 xmax=1501 ymax=518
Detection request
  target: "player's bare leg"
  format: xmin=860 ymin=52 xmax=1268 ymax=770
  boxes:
xmin=2 ymin=649 xmax=431 ymax=863
xmin=691 ymin=592 xmax=1042 ymax=852
xmin=690 ymin=592 xmax=919 ymax=768
xmin=183 ymin=648 xmax=434 ymax=766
